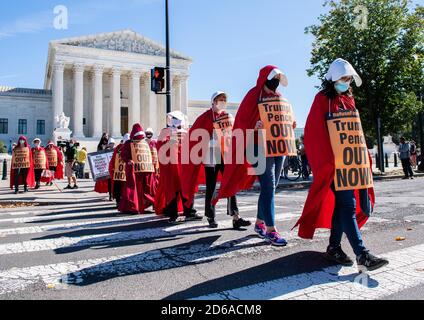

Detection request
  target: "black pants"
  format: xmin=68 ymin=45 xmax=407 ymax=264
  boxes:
xmin=205 ymin=163 xmax=238 ymax=220
xmin=113 ymin=181 xmax=122 ymax=205
xmin=164 ymin=192 xmax=196 ymax=220
xmin=34 ymin=169 xmax=43 ymax=185
xmin=401 ymin=158 xmax=414 ymax=177
xmin=14 ymin=168 xmax=29 ymax=191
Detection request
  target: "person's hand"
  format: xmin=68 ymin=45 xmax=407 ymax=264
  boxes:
xmin=293 ymin=121 xmax=297 ymax=129
xmin=255 ymin=121 xmax=264 ymax=130
xmin=127 ymin=160 xmax=134 ymax=166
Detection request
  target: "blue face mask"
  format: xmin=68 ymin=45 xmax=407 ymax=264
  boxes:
xmin=334 ymin=81 xmax=350 ymax=93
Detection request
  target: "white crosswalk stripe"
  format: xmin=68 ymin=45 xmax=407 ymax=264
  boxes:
xmin=0 ymin=197 xmax=418 ymax=299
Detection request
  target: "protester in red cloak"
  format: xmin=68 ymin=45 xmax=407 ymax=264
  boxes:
xmin=109 ymin=134 xmax=129 ymax=209
xmin=154 ymin=111 xmax=202 ymax=223
xmin=214 ymin=65 xmax=294 ymax=246
xmin=293 ymin=58 xmax=388 ymax=272
xmin=119 ymin=123 xmax=157 ymax=214
xmin=181 ymin=91 xmax=251 ymax=229
xmin=43 ymin=140 xmax=64 ymax=185
xmin=31 ymin=138 xmax=49 ymax=190
xmin=10 ymin=136 xmax=35 ymax=193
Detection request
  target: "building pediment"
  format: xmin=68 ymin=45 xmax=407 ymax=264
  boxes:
xmin=51 ymin=29 xmax=192 ymax=61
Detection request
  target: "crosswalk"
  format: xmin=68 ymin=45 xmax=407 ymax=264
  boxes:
xmin=0 ymin=195 xmax=421 ymax=299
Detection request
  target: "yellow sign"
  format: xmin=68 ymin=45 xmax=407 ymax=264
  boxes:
xmin=258 ymin=97 xmax=297 ymax=157
xmin=12 ymin=147 xmax=30 ymax=169
xmin=33 ymin=149 xmax=47 ymax=170
xmin=327 ymin=110 xmax=374 ymax=191
xmin=131 ymin=141 xmax=155 ymax=173
xmin=213 ymin=113 xmax=234 ymax=162
xmin=113 ymin=153 xmax=126 ymax=181
xmin=46 ymin=149 xmax=58 ymax=167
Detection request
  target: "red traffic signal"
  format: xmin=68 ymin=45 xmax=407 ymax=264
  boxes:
xmin=151 ymin=67 xmax=165 ymax=93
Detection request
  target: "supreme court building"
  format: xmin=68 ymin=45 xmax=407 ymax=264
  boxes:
xmin=0 ymin=29 xmax=231 ymax=151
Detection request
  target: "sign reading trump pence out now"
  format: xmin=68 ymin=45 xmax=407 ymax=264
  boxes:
xmin=327 ymin=110 xmax=373 ymax=191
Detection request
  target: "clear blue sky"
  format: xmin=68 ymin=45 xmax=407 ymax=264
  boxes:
xmin=0 ymin=0 xmax=333 ymax=127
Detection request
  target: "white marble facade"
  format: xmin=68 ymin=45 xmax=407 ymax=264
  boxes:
xmin=45 ymin=29 xmax=192 ymax=140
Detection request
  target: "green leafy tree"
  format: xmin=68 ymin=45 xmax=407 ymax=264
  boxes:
xmin=306 ymin=0 xmax=424 ymax=146
xmin=0 ymin=140 xmax=7 ymax=154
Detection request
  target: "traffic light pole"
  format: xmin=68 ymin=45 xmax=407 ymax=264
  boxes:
xmin=165 ymin=0 xmax=171 ymax=114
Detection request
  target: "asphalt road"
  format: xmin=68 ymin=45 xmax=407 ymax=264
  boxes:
xmin=0 ymin=177 xmax=423 ymax=300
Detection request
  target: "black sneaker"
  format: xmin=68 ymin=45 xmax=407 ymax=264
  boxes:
xmin=325 ymin=246 xmax=354 ymax=266
xmin=64 ymin=185 xmax=72 ymax=190
xmin=24 ymin=186 xmax=28 ymax=193
xmin=184 ymin=212 xmax=203 ymax=221
xmin=233 ymin=217 xmax=252 ymax=230
xmin=357 ymin=252 xmax=389 ymax=273
xmin=14 ymin=189 xmax=19 ymax=194
xmin=72 ymin=185 xmax=79 ymax=190
xmin=207 ymin=218 xmax=218 ymax=229
xmin=35 ymin=184 xmax=40 ymax=190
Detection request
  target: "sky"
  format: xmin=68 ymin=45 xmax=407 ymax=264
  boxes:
xmin=0 ymin=0 xmax=334 ymax=127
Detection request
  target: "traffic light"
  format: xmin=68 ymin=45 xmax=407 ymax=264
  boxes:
xmin=151 ymin=67 xmax=165 ymax=93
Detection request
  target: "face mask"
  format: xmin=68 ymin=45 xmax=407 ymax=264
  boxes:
xmin=146 ymin=134 xmax=153 ymax=139
xmin=215 ymin=101 xmax=226 ymax=112
xmin=334 ymin=81 xmax=350 ymax=93
xmin=69 ymin=144 xmax=74 ymax=148
xmin=34 ymin=143 xmax=40 ymax=148
xmin=265 ymin=78 xmax=280 ymax=92
xmin=19 ymin=140 xmax=25 ymax=145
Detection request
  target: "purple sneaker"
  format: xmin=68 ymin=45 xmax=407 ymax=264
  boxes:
xmin=254 ymin=223 xmax=266 ymax=238
xmin=265 ymin=231 xmax=288 ymax=247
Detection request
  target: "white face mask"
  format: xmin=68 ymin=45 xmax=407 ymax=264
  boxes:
xmin=34 ymin=143 xmax=40 ymax=148
xmin=215 ymin=101 xmax=226 ymax=112
xmin=19 ymin=140 xmax=25 ymax=145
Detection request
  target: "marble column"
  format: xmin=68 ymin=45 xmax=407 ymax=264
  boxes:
xmin=91 ymin=64 xmax=104 ymax=138
xmin=180 ymin=75 xmax=189 ymax=116
xmin=140 ymin=73 xmax=153 ymax=130
xmin=172 ymin=76 xmax=181 ymax=112
xmin=52 ymin=61 xmax=65 ymax=130
xmin=129 ymin=70 xmax=141 ymax=128
xmin=111 ymin=66 xmax=122 ymax=138
xmin=73 ymin=63 xmax=85 ymax=138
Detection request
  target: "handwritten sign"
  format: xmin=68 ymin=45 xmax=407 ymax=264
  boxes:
xmin=46 ymin=149 xmax=58 ymax=167
xmin=33 ymin=149 xmax=47 ymax=170
xmin=113 ymin=153 xmax=126 ymax=182
xmin=12 ymin=147 xmax=30 ymax=169
xmin=258 ymin=97 xmax=296 ymax=157
xmin=327 ymin=110 xmax=374 ymax=191
xmin=87 ymin=150 xmax=114 ymax=181
xmin=131 ymin=141 xmax=155 ymax=173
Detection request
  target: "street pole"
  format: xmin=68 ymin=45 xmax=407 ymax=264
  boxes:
xmin=377 ymin=116 xmax=385 ymax=173
xmin=165 ymin=0 xmax=171 ymax=115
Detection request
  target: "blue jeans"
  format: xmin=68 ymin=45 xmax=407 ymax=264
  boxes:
xmin=329 ymin=189 xmax=368 ymax=256
xmin=257 ymin=156 xmax=284 ymax=227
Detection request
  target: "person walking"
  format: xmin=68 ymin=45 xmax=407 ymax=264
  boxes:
xmin=10 ymin=136 xmax=35 ymax=194
xmin=64 ymin=139 xmax=78 ymax=190
xmin=181 ymin=91 xmax=251 ymax=229
xmin=31 ymin=138 xmax=49 ymax=190
xmin=214 ymin=66 xmax=296 ymax=246
xmin=294 ymin=58 xmax=389 ymax=272
xmin=399 ymin=137 xmax=414 ymax=179
xmin=76 ymin=147 xmax=87 ymax=179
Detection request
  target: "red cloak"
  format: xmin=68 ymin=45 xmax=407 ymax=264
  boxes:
xmin=119 ymin=124 xmax=157 ymax=214
xmin=9 ymin=136 xmax=35 ymax=189
xmin=44 ymin=142 xmax=64 ymax=181
xmin=292 ymin=92 xmax=375 ymax=239
xmin=180 ymin=109 xmax=222 ymax=208
xmin=212 ymin=65 xmax=280 ymax=205
xmin=154 ymin=128 xmax=185 ymax=216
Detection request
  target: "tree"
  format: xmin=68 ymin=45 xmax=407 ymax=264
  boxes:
xmin=306 ymin=0 xmax=424 ymax=147
xmin=0 ymin=140 xmax=7 ymax=154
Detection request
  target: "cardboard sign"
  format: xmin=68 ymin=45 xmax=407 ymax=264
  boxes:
xmin=46 ymin=149 xmax=58 ymax=167
xmin=33 ymin=149 xmax=47 ymax=170
xmin=327 ymin=109 xmax=374 ymax=191
xmin=131 ymin=141 xmax=155 ymax=173
xmin=150 ymin=147 xmax=159 ymax=172
xmin=258 ymin=97 xmax=297 ymax=157
xmin=213 ymin=113 xmax=234 ymax=162
xmin=87 ymin=150 xmax=114 ymax=181
xmin=113 ymin=153 xmax=126 ymax=182
xmin=12 ymin=147 xmax=30 ymax=169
